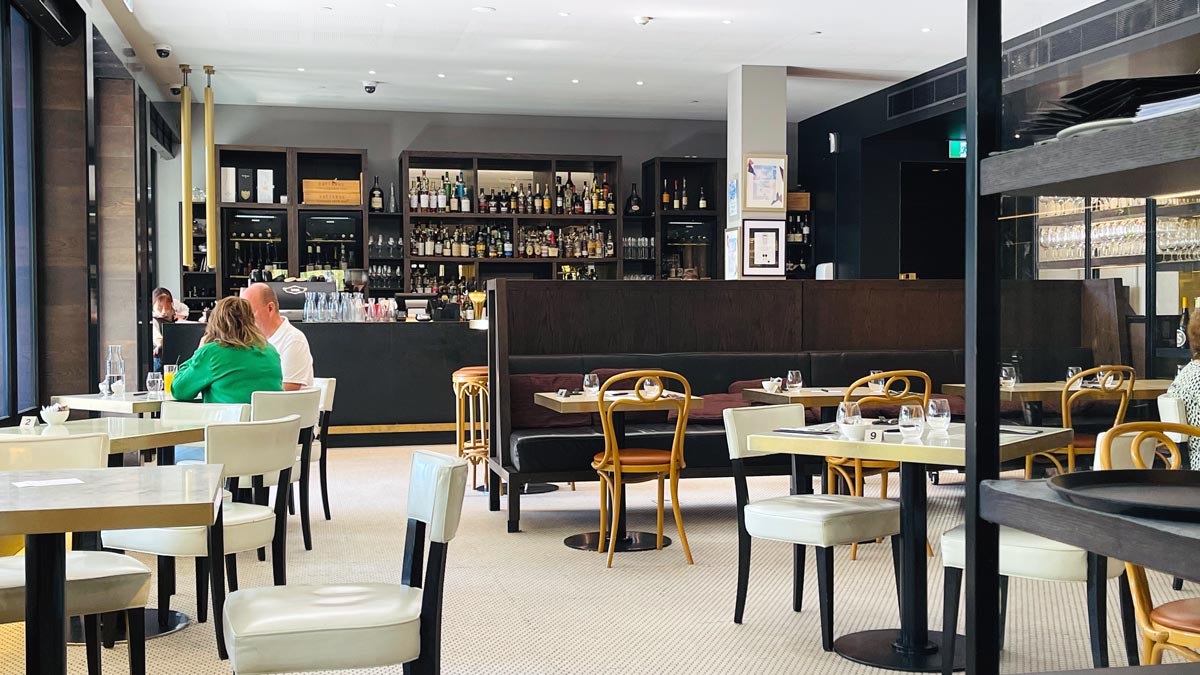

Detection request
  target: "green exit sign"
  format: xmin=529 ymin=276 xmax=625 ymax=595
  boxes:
xmin=948 ymin=140 xmax=968 ymax=159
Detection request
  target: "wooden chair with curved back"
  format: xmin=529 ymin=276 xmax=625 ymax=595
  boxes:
xmin=594 ymin=369 xmax=694 ymax=569
xmin=1025 ymin=365 xmax=1135 ymax=479
xmin=1099 ymin=421 xmax=1200 ymax=665
xmin=832 ymin=370 xmax=929 ymax=560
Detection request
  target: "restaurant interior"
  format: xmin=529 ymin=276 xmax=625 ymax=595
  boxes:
xmin=1 ymin=0 xmax=1198 ymax=674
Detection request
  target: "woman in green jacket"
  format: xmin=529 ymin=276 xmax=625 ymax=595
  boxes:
xmin=170 ymin=296 xmax=282 ymax=403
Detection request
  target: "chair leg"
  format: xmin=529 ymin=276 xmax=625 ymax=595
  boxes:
xmin=1119 ymin=572 xmax=1140 ymax=666
xmin=880 ymin=470 xmax=889 ymax=499
xmin=126 ymin=608 xmax=146 ymax=675
xmin=1086 ymin=552 xmax=1110 ymax=668
xmin=792 ymin=544 xmax=806 ymax=613
xmin=816 ymin=546 xmax=834 ymax=651
xmin=225 ymin=553 xmax=239 ymax=593
xmin=668 ymin=470 xmax=693 ymax=565
xmin=656 ymin=474 xmax=665 ymax=551
xmin=507 ymin=480 xmax=521 ymax=533
xmin=209 ymin=508 xmax=228 ymax=660
xmin=287 ymin=483 xmax=295 ymax=515
xmin=734 ymin=524 xmax=752 ymax=624
xmin=597 ymin=475 xmax=608 ymax=553
xmin=259 ymin=486 xmax=272 ymax=562
xmin=299 ymin=456 xmax=314 ymax=551
xmin=156 ymin=556 xmax=173 ymax=629
xmin=999 ymin=575 xmax=1009 ymax=650
xmin=319 ymin=450 xmax=332 ymax=521
xmin=606 ymin=476 xmax=623 ymax=568
xmin=1025 ymin=455 xmax=1034 ymax=480
xmin=942 ymin=566 xmax=963 ymax=675
xmin=1173 ymin=576 xmax=1184 ymax=591
xmin=195 ymin=557 xmax=209 ymax=623
xmin=84 ymin=614 xmax=101 ymax=675
xmin=891 ymin=535 xmax=902 ymax=618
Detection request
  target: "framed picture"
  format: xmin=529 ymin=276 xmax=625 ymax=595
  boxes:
xmin=742 ymin=219 xmax=785 ymax=276
xmin=743 ymin=154 xmax=787 ymax=211
xmin=727 ymin=177 xmax=739 ymax=218
xmin=724 ymin=227 xmax=740 ymax=280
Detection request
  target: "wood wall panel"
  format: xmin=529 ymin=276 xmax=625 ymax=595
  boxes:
xmin=1080 ymin=278 xmax=1128 ymax=366
xmin=998 ymin=281 xmax=1081 ymax=350
xmin=95 ymin=78 xmax=138 ymax=368
xmin=801 ymin=280 xmax=963 ymax=351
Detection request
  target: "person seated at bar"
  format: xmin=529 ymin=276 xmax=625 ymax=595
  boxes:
xmin=241 ymin=282 xmax=314 ymax=391
xmin=169 ymin=296 xmax=283 ymax=404
xmin=151 ymin=287 xmax=179 ymax=371
xmin=1167 ymin=310 xmax=1200 ymax=470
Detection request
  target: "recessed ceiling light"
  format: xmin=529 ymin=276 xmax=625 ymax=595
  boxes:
xmin=810 ymin=30 xmax=823 ymax=35
xmin=722 ymin=19 xmax=732 ymax=24
xmin=320 ymin=5 xmax=333 ymax=11
xmin=437 ymin=73 xmax=446 ymax=78
xmin=505 ymin=76 xmax=514 ymax=81
xmin=296 ymin=67 xmax=306 ymax=72
xmin=368 ymin=70 xmax=377 ymax=75
xmin=384 ymin=1 xmax=396 ymax=6
xmin=690 ymin=99 xmax=699 ymax=103
xmin=558 ymin=11 xmax=570 ymax=16
xmin=473 ymin=6 xmax=496 ymax=12
xmin=636 ymin=80 xmax=644 ymax=86
xmin=920 ymin=27 xmax=932 ymax=32
xmin=571 ymin=78 xmax=579 ymax=84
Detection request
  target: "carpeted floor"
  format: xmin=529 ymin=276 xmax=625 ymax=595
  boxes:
xmin=0 ymin=444 xmax=1191 ymax=674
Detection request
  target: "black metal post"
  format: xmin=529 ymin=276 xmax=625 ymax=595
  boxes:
xmin=26 ymin=533 xmax=67 ymax=675
xmin=1083 ymin=198 xmax=1093 ymax=274
xmin=1145 ymin=198 xmax=1157 ymax=377
xmin=966 ymin=1 xmax=1003 ymax=675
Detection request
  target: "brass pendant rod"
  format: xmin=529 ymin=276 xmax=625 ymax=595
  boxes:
xmin=179 ymin=65 xmax=193 ymax=269
xmin=203 ymin=66 xmax=218 ymax=275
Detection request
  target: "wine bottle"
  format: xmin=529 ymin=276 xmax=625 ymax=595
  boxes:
xmin=672 ymin=180 xmax=681 ymax=210
xmin=369 ymin=176 xmax=384 ymax=213
xmin=698 ymin=185 xmax=707 ymax=209
xmin=661 ymin=180 xmax=670 ymax=209
xmin=682 ymin=178 xmax=688 ymax=209
xmin=625 ymin=183 xmax=643 ymax=215
xmin=388 ymin=182 xmax=397 ymax=213
xmin=1179 ymin=297 xmax=1190 ymax=349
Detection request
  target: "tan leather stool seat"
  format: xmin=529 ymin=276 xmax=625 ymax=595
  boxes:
xmin=1152 ymin=598 xmax=1200 ymax=633
xmin=452 ymin=366 xmax=488 ymax=380
xmin=0 ymin=551 xmax=151 ymax=623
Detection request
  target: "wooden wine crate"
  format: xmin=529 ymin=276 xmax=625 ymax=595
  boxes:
xmin=787 ymin=191 xmax=811 ymax=211
xmin=303 ymin=191 xmax=361 ymax=206
xmin=302 ymin=179 xmax=361 ymax=205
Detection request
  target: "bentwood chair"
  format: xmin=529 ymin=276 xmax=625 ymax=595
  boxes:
xmin=1025 ymin=365 xmax=1134 ymax=478
xmin=249 ymin=388 xmax=322 ymax=551
xmin=103 ymin=415 xmax=302 ymax=660
xmin=0 ymin=433 xmax=151 ymax=675
xmin=1156 ymin=394 xmax=1190 ymax=592
xmin=222 ymin=451 xmax=468 ymax=675
xmin=832 ymin=369 xmax=929 ymax=559
xmin=312 ymin=377 xmax=338 ymax=520
xmin=724 ymin=405 xmax=901 ymax=650
xmin=594 ymin=370 xmax=694 ymax=568
xmin=1100 ymin=421 xmax=1200 ymax=665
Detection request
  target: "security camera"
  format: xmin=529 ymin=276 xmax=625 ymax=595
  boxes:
xmin=363 ymin=80 xmax=378 ymax=94
xmin=633 ymin=15 xmax=653 ymax=25
xmin=168 ymin=83 xmax=182 ymax=96
xmin=154 ymin=43 xmax=172 ymax=59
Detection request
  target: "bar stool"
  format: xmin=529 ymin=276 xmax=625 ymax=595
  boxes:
xmin=453 ymin=366 xmax=491 ymax=489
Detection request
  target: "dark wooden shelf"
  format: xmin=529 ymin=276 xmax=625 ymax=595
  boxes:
xmin=658 ymin=209 xmax=719 ymax=218
xmin=516 ymin=213 xmax=616 ymax=221
xmin=298 ymin=204 xmax=363 ymax=211
xmin=406 ymin=211 xmax=507 ymax=219
xmin=183 ymin=296 xmax=216 ymax=301
xmin=220 ymin=202 xmax=288 ymax=210
xmin=182 ymin=270 xmax=216 ymax=276
xmin=1038 ymin=255 xmax=1144 ymax=269
xmin=1155 ymin=347 xmax=1191 ymax=359
xmin=367 ymin=211 xmax=404 ymax=218
xmin=982 ymin=108 xmax=1200 ymax=197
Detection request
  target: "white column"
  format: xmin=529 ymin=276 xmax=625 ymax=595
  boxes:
xmin=726 ymin=65 xmax=788 ymax=279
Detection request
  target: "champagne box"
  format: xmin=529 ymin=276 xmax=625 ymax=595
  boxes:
xmin=236 ymin=168 xmax=254 ymax=203
xmin=787 ymin=192 xmax=811 ymax=211
xmin=256 ymin=169 xmax=274 ymax=203
xmin=220 ymin=167 xmax=236 ymax=202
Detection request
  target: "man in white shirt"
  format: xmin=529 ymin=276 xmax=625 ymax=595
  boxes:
xmin=241 ymin=283 xmax=314 ymax=390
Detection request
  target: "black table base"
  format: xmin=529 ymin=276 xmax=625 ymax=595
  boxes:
xmin=564 ymin=530 xmax=671 ymax=552
xmin=475 ymin=482 xmax=558 ymax=494
xmin=835 ymin=630 xmax=965 ymax=672
xmin=67 ymin=609 xmax=189 ymax=645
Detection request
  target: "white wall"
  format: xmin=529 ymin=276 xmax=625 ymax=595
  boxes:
xmin=155 ymin=104 xmax=728 ymax=292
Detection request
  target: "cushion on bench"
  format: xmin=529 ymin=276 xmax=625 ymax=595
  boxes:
xmin=509 ymin=373 xmax=592 ymax=429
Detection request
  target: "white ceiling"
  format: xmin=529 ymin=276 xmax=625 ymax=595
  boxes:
xmin=105 ymin=0 xmax=1102 ymax=122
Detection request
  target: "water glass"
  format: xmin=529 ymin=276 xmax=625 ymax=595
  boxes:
xmin=641 ymin=378 xmax=662 ymax=398
xmin=899 ymin=404 xmax=925 ymax=439
xmin=786 ymin=370 xmax=804 ymax=392
xmin=582 ymin=374 xmax=600 ymax=395
xmin=999 ymin=366 xmax=1018 ymax=388
xmin=145 ymin=372 xmax=164 ymax=397
xmin=926 ymin=398 xmax=951 ymax=432
xmin=163 ymin=364 xmax=178 ymax=397
xmin=1066 ymin=366 xmax=1082 ymax=381
xmin=836 ymin=401 xmax=862 ymax=426
xmin=868 ymin=369 xmax=886 ymax=394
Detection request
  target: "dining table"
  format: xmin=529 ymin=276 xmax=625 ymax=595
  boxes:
xmin=533 ymin=389 xmax=704 ymax=552
xmin=940 ymin=379 xmax=1173 ymax=426
xmin=740 ymin=386 xmax=876 ymax=423
xmin=51 ymin=392 xmax=166 ymax=417
xmin=748 ymin=422 xmax=1073 ymax=672
xmin=0 ymin=464 xmax=223 ymax=675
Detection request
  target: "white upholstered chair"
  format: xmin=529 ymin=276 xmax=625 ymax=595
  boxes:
xmin=160 ymin=401 xmax=250 ymax=465
xmin=0 ymin=433 xmax=151 ymax=675
xmin=222 ymin=450 xmax=468 ymax=675
xmin=939 ymin=428 xmax=1155 ymax=673
xmin=723 ymin=404 xmax=901 ymax=650
xmin=312 ymin=377 xmax=337 ymax=520
xmin=103 ymin=415 xmax=302 ymax=660
xmin=249 ymin=388 xmax=322 ymax=551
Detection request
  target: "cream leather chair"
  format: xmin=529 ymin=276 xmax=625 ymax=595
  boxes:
xmin=724 ymin=404 xmax=901 ymax=651
xmin=0 ymin=433 xmax=151 ymax=675
xmin=249 ymin=388 xmax=322 ymax=552
xmin=160 ymin=401 xmax=250 ymax=465
xmin=222 ymin=451 xmax=468 ymax=675
xmin=312 ymin=377 xmax=337 ymax=521
xmin=103 ymin=415 xmax=302 ymax=660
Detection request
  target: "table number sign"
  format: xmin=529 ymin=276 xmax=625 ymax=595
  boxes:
xmin=863 ymin=427 xmax=888 ymax=443
xmin=20 ymin=416 xmax=37 ymax=428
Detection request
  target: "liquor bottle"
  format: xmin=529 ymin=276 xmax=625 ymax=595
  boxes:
xmin=605 ymin=231 xmax=615 ymax=258
xmin=388 ymin=182 xmax=397 ymax=213
xmin=1179 ymin=298 xmax=1191 ymax=349
xmin=504 ymin=230 xmax=514 ymax=257
xmin=409 ymin=181 xmax=418 ymax=211
xmin=698 ymin=185 xmax=707 ymax=209
xmin=661 ymin=179 xmax=670 ymax=210
xmin=369 ymin=176 xmax=384 ymax=212
xmin=672 ymin=180 xmax=681 ymax=210
xmin=449 ymin=182 xmax=459 ymax=213
xmin=461 ymin=182 xmax=472 ymax=213
xmin=542 ymin=184 xmax=552 ymax=214
xmin=339 ymin=244 xmax=349 ymax=271
xmin=418 ymin=176 xmax=430 ymax=212
xmin=602 ymin=173 xmax=611 ymax=209
xmin=802 ymin=221 xmax=811 ymax=244
xmin=625 ymin=183 xmax=642 ymax=215
xmin=682 ymin=178 xmax=689 ymax=209
xmin=583 ymin=182 xmax=593 ymax=214
xmin=565 ymin=172 xmax=575 ymax=195
xmin=475 ymin=229 xmax=486 ymax=258
xmin=555 ymin=177 xmax=564 ymax=214
xmin=437 ymin=178 xmax=448 ymax=212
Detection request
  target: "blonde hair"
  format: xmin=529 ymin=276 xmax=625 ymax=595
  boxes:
xmin=202 ymin=297 xmax=267 ymax=350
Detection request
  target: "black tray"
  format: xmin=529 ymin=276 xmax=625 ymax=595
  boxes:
xmin=1048 ymin=469 xmax=1200 ymax=521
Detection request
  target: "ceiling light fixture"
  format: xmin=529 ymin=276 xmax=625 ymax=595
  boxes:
xmin=505 ymin=76 xmax=514 ymax=81
xmin=920 ymin=27 xmax=932 ymax=32
xmin=368 ymin=70 xmax=376 ymax=75
xmin=320 ymin=5 xmax=333 ymax=11
xmin=636 ymin=80 xmax=644 ymax=86
xmin=722 ymin=19 xmax=732 ymax=24
xmin=437 ymin=73 xmax=446 ymax=78
xmin=810 ymin=30 xmax=823 ymax=35
xmin=384 ymin=1 xmax=396 ymax=6
xmin=473 ymin=6 xmax=496 ymax=12
xmin=297 ymin=67 xmax=306 ymax=72
xmin=558 ymin=11 xmax=570 ymax=16
xmin=633 ymin=15 xmax=652 ymax=25
xmin=571 ymin=78 xmax=579 ymax=84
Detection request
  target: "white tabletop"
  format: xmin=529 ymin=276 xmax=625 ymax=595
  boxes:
xmin=741 ymin=386 xmax=875 ymax=407
xmin=534 ymin=390 xmax=704 ymax=414
xmin=51 ymin=392 xmax=165 ymax=415
xmin=0 ymin=418 xmax=205 ymax=454
xmin=747 ymin=422 xmax=1073 ymax=467
xmin=0 ymin=465 xmax=223 ymax=536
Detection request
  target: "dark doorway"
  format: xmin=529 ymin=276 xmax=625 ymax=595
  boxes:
xmin=899 ymin=161 xmax=965 ymax=279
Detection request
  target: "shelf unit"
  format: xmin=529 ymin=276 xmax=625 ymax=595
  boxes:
xmin=178 ymin=200 xmax=216 ymax=318
xmin=639 ymin=157 xmax=725 ymax=280
xmin=214 ymin=145 xmax=369 ymax=297
xmin=398 ymin=151 xmax=623 ymax=289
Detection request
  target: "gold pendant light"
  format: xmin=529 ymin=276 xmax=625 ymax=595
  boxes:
xmin=179 ymin=64 xmax=193 ymax=269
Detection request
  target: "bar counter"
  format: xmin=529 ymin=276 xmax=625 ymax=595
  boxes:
xmin=162 ymin=320 xmax=487 ymax=445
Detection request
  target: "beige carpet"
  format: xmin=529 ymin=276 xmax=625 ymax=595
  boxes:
xmin=0 ymin=444 xmax=1191 ymax=674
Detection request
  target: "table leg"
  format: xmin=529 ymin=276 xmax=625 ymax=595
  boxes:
xmin=833 ymin=461 xmax=965 ymax=672
xmin=1023 ymin=401 xmax=1043 ymax=427
xmin=26 ymin=533 xmax=66 ymax=675
xmin=820 ymin=406 xmax=837 ymax=424
xmin=563 ymin=411 xmax=672 ymax=552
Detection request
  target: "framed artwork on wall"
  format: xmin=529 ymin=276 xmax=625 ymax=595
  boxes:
xmin=742 ymin=154 xmax=787 ymax=212
xmin=724 ymin=227 xmax=740 ymax=280
xmin=742 ymin=219 xmax=785 ymax=276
